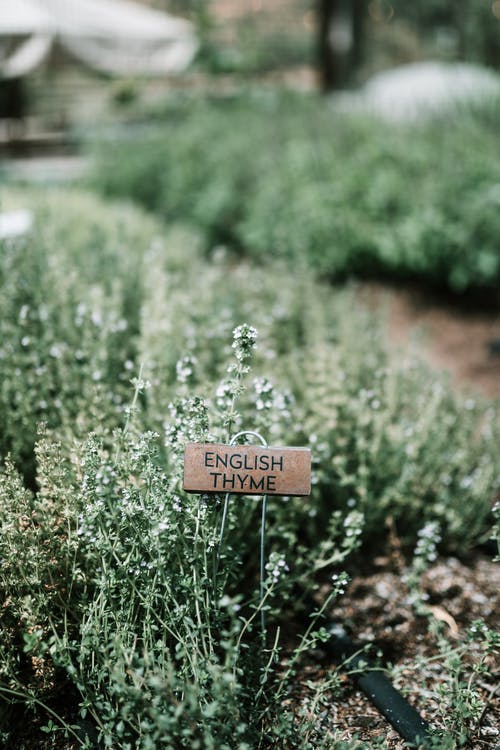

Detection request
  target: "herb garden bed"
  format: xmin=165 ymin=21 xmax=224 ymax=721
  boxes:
xmin=1 ymin=148 xmax=499 ymax=748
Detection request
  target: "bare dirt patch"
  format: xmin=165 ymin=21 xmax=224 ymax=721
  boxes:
xmin=359 ymin=282 xmax=500 ymax=400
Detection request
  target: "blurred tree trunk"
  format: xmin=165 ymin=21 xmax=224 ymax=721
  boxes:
xmin=318 ymin=0 xmax=366 ymax=91
xmin=453 ymin=0 xmax=470 ymax=60
xmin=318 ymin=0 xmax=337 ymax=90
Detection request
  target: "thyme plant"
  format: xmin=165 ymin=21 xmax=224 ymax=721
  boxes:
xmin=0 ymin=186 xmax=498 ymax=748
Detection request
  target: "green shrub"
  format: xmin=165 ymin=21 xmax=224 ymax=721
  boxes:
xmin=92 ymin=91 xmax=500 ymax=293
xmin=137 ymin=238 xmax=500 ymax=549
xmin=0 ymin=328 xmax=349 ymax=749
xmin=0 ymin=189 xmax=165 ymax=482
xmin=1 ymin=186 xmax=498 ymax=544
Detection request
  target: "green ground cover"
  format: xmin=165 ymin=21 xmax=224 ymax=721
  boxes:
xmin=0 ymin=187 xmax=498 ymax=748
xmin=92 ymin=91 xmax=500 ymax=295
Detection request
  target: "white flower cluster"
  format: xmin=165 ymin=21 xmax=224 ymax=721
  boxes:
xmin=74 ymin=302 xmax=127 ymax=334
xmin=331 ymin=571 xmax=349 ymax=596
xmin=172 ymin=496 xmax=182 ymax=512
xmin=265 ymin=551 xmax=289 ymax=584
xmin=358 ymin=388 xmax=382 ymax=410
xmin=253 ymin=376 xmax=274 ymax=411
xmin=414 ymin=521 xmax=441 ymax=563
xmin=151 ymin=518 xmax=169 ymax=538
xmin=19 ymin=304 xmax=30 ymax=322
xmin=215 ymin=381 xmax=234 ymax=410
xmin=130 ymin=375 xmax=152 ymax=393
xmin=231 ymin=324 xmax=258 ymax=362
xmin=469 ymin=621 xmax=489 ymax=636
xmin=176 ymin=355 xmax=198 ymax=385
xmin=343 ymin=510 xmax=364 ymax=538
xmin=126 ymin=431 xmax=159 ymax=470
xmin=127 ymin=559 xmax=155 ymax=577
xmin=252 ymin=377 xmax=294 ymax=438
xmin=164 ymin=396 xmax=209 ymax=454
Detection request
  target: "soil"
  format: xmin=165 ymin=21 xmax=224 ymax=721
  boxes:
xmin=286 ymin=551 xmax=500 ymax=749
xmin=359 ymin=282 xmax=500 ymax=400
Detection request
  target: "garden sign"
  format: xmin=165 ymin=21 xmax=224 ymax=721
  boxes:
xmin=183 ymin=436 xmax=311 ymax=637
xmin=183 ymin=443 xmax=311 ymax=496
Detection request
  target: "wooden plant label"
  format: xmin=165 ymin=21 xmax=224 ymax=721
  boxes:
xmin=183 ymin=443 xmax=311 ymax=496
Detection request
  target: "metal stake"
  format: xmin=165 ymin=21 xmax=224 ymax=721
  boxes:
xmin=214 ymin=430 xmax=269 ymax=639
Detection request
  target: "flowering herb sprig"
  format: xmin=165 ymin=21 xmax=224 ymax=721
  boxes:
xmin=265 ymin=551 xmax=289 ymax=587
xmin=231 ymin=323 xmax=258 ymax=362
xmin=175 ymin=354 xmax=198 ymax=386
xmin=405 ymin=521 xmax=442 ymax=614
xmin=252 ymin=376 xmax=295 ymax=438
xmin=164 ymin=395 xmax=210 ymax=461
xmin=216 ymin=324 xmax=258 ymax=441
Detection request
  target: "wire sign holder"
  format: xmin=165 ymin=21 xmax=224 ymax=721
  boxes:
xmin=183 ymin=434 xmax=311 ymax=640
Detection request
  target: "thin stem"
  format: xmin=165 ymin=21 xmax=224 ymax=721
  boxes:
xmin=260 ymin=493 xmax=268 ymax=640
xmin=235 ymin=584 xmax=275 ymax=654
xmin=213 ymin=491 xmax=231 ymax=590
xmin=254 ymin=626 xmax=281 ymax=704
xmin=275 ymin=590 xmax=337 ymax=700
xmin=193 ymin=501 xmax=209 ymax=659
xmin=114 ymin=362 xmax=144 ymax=463
xmin=213 ymin=430 xmax=269 ymax=641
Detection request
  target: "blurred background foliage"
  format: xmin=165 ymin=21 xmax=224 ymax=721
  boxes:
xmin=91 ymin=90 xmax=500 ymax=296
xmin=151 ymin=0 xmax=500 ymax=82
xmin=5 ymin=0 xmax=500 ymax=128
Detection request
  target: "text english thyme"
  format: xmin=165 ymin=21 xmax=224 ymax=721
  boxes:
xmin=183 ymin=443 xmax=311 ymax=497
xmin=204 ymin=450 xmax=284 ymax=491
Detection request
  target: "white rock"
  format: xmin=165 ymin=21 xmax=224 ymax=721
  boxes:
xmin=333 ymin=62 xmax=500 ymax=123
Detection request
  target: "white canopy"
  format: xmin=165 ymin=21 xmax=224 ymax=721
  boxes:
xmin=0 ymin=0 xmax=198 ymax=78
xmin=1 ymin=0 xmax=52 ymax=35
